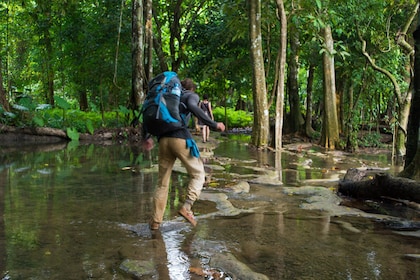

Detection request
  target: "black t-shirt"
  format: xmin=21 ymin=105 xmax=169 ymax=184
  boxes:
xmin=160 ymin=91 xmax=217 ymax=140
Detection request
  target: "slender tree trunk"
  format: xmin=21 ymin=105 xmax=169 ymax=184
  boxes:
xmin=153 ymin=9 xmax=170 ymax=72
xmin=0 ymin=58 xmax=10 ymax=111
xmin=345 ymin=81 xmax=357 ymax=152
xmin=275 ymin=0 xmax=287 ymax=151
xmin=336 ymin=78 xmax=345 ymax=134
xmin=79 ymin=89 xmax=88 ymax=111
xmin=249 ymin=0 xmax=269 ymax=148
xmin=305 ymin=63 xmax=315 ymax=138
xmin=320 ymin=25 xmax=340 ymax=150
xmin=131 ymin=0 xmax=145 ymax=109
xmin=145 ymin=0 xmax=153 ymax=82
xmin=287 ymin=22 xmax=303 ymax=134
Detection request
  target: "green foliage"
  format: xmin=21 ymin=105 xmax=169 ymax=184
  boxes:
xmin=1 ymin=101 xmax=130 ymax=134
xmin=54 ymin=96 xmax=71 ymax=110
xmin=359 ymin=132 xmax=383 ymax=148
xmin=86 ymin=119 xmax=94 ymax=135
xmin=66 ymin=127 xmax=79 ymax=141
xmin=0 ymin=0 xmax=416 ymax=151
xmin=212 ymin=107 xmax=253 ymax=128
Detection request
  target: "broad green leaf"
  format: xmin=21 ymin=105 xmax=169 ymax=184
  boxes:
xmin=86 ymin=119 xmax=94 ymax=135
xmin=118 ymin=105 xmax=130 ymax=115
xmin=33 ymin=116 xmax=44 ymax=127
xmin=54 ymin=96 xmax=71 ymax=110
xmin=66 ymin=127 xmax=79 ymax=141
xmin=315 ymin=0 xmax=322 ymax=10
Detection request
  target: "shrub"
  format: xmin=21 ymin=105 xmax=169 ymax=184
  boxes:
xmin=212 ymin=107 xmax=253 ymax=128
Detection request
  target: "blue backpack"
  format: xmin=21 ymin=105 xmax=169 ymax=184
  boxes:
xmin=141 ymin=71 xmax=187 ymax=137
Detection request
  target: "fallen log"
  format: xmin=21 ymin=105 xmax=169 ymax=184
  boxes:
xmin=0 ymin=124 xmax=139 ymax=143
xmin=338 ymin=169 xmax=420 ymax=203
xmin=0 ymin=124 xmax=67 ymax=138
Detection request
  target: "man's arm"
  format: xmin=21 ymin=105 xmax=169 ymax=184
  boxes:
xmin=187 ymin=94 xmax=224 ymax=131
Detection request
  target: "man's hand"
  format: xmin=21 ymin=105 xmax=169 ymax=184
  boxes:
xmin=216 ymin=122 xmax=226 ymax=132
xmin=141 ymin=137 xmax=154 ymax=151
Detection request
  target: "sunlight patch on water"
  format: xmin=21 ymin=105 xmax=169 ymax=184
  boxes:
xmin=162 ymin=229 xmax=190 ymax=279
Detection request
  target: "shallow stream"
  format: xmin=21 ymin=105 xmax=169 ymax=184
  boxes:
xmin=1 ymin=135 xmax=419 ymax=279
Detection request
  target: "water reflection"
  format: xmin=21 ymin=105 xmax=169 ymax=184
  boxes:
xmin=1 ymin=138 xmax=419 ymax=279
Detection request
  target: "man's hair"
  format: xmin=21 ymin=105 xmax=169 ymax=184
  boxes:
xmin=181 ymin=78 xmax=197 ymax=91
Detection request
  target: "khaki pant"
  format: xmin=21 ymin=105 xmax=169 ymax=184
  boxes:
xmin=152 ymin=137 xmax=205 ymax=223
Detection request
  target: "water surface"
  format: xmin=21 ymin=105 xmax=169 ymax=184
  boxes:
xmin=1 ymin=137 xmax=419 ymax=279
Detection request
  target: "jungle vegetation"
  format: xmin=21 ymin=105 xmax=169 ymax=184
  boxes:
xmin=0 ymin=0 xmax=419 ymax=179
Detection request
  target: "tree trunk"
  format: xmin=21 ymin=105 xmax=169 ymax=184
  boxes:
xmin=274 ymin=0 xmax=287 ymax=151
xmin=287 ymin=22 xmax=303 ymax=134
xmin=145 ymin=0 xmax=153 ymax=82
xmin=339 ymin=171 xmax=420 ymax=202
xmin=345 ymin=81 xmax=357 ymax=152
xmin=336 ymin=78 xmax=344 ymax=134
xmin=131 ymin=0 xmax=145 ymax=109
xmin=153 ymin=12 xmax=170 ymax=73
xmin=320 ymin=25 xmax=340 ymax=150
xmin=79 ymin=88 xmax=88 ymax=111
xmin=305 ymin=63 xmax=315 ymax=137
xmin=0 ymin=124 xmax=67 ymax=138
xmin=249 ymin=0 xmax=269 ymax=148
xmin=400 ymin=7 xmax=420 ymax=180
xmin=0 ymin=58 xmax=10 ymax=111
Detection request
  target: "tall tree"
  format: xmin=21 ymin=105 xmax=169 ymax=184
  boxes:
xmin=153 ymin=0 xmax=208 ymax=72
xmin=131 ymin=0 xmax=146 ymax=109
xmin=357 ymin=2 xmax=419 ymax=161
xmin=320 ymin=25 xmax=340 ymax=149
xmin=249 ymin=0 xmax=269 ymax=148
xmin=305 ymin=63 xmax=316 ymax=137
xmin=0 ymin=57 xmax=10 ymax=111
xmin=144 ymin=0 xmax=153 ymax=82
xmin=274 ymin=0 xmax=287 ymax=151
xmin=287 ymin=18 xmax=304 ymax=134
xmin=400 ymin=2 xmax=420 ymax=180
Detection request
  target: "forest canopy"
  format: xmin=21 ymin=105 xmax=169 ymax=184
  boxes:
xmin=0 ymin=0 xmax=419 ymax=175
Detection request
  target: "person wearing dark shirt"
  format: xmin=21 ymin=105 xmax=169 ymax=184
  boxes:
xmin=142 ymin=78 xmax=225 ymax=230
xmin=198 ymin=94 xmax=214 ymax=143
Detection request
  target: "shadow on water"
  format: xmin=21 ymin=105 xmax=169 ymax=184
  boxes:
xmin=1 ymin=135 xmax=419 ymax=279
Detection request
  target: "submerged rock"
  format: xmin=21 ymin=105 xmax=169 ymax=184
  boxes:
xmin=210 ymin=252 xmax=269 ymax=280
xmin=119 ymin=259 xmax=157 ymax=278
xmin=227 ymin=180 xmax=250 ymax=194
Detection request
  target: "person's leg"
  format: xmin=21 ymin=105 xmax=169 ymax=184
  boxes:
xmin=152 ymin=137 xmax=176 ymax=226
xmin=172 ymin=138 xmax=205 ymax=225
xmin=206 ymin=126 xmax=210 ymax=142
xmin=202 ymin=125 xmax=207 ymax=142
